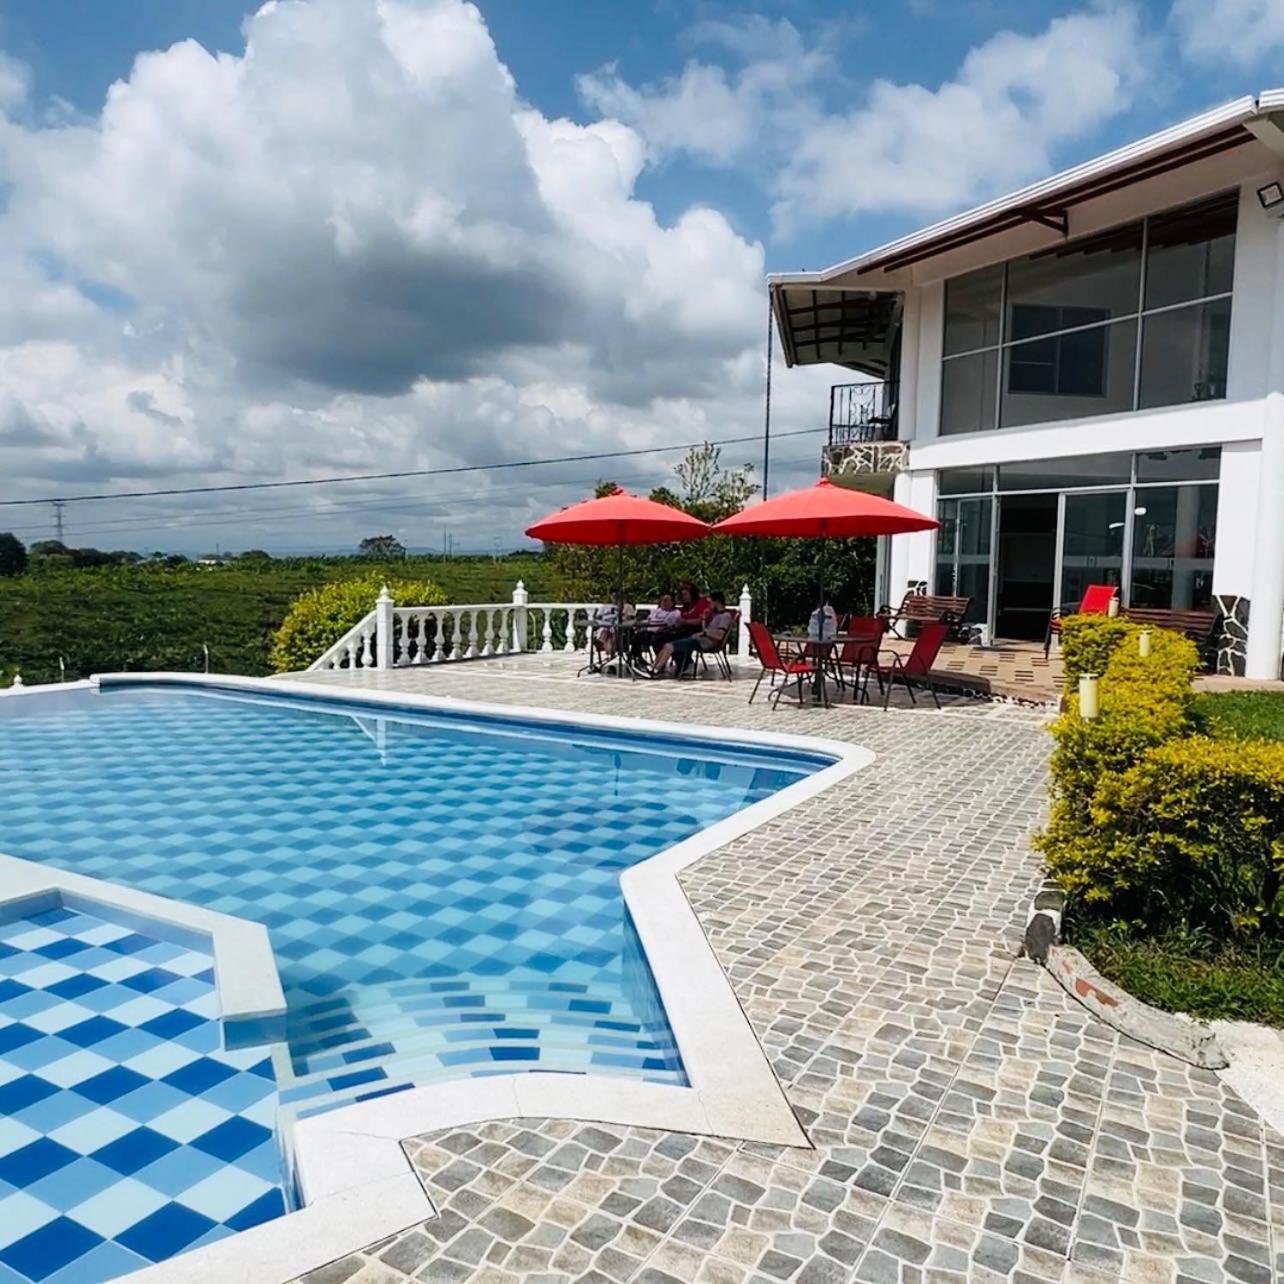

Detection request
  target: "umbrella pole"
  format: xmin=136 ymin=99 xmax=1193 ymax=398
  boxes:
xmin=616 ymin=539 xmax=625 ymax=679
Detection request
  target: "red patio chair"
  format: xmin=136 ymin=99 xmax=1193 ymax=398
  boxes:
xmin=864 ymin=621 xmax=950 ymax=709
xmin=1044 ymin=584 xmax=1118 ymax=657
xmin=830 ymin=615 xmax=887 ymax=690
xmin=747 ymin=621 xmax=822 ymax=708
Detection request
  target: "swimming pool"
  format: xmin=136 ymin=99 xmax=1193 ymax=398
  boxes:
xmin=0 ymin=683 xmax=826 ymax=1119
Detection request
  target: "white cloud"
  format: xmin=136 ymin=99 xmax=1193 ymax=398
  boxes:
xmin=0 ymin=0 xmax=830 ymax=551
xmin=577 ymin=18 xmax=829 ymax=168
xmin=776 ymin=6 xmax=1151 ymax=228
xmin=580 ymin=6 xmax=1152 ymax=232
xmin=1170 ymin=0 xmax=1284 ymax=68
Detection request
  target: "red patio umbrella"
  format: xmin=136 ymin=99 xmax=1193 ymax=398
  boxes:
xmin=526 ymin=487 xmax=710 ymax=671
xmin=712 ymin=478 xmax=937 ymax=621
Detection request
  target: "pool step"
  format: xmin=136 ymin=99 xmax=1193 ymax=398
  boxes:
xmin=277 ymin=1034 xmax=685 ymax=1125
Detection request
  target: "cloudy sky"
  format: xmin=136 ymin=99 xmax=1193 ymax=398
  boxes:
xmin=0 ymin=0 xmax=1281 ymax=554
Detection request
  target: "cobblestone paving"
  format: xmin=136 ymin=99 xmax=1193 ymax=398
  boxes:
xmin=289 ymin=660 xmax=1282 ymax=1284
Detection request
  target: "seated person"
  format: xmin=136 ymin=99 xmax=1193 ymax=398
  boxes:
xmin=638 ymin=592 xmax=683 ymax=658
xmin=593 ymin=590 xmax=634 ymax=658
xmin=652 ymin=591 xmax=731 ymax=676
xmin=674 ymin=581 xmax=711 ymax=636
xmin=645 ymin=593 xmax=682 ymax=630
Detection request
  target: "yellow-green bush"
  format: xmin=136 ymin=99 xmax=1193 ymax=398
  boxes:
xmin=1036 ymin=618 xmax=1203 ymax=920
xmin=1058 ymin=613 xmax=1134 ymax=685
xmin=270 ymin=574 xmax=448 ymax=673
xmin=1086 ymin=738 xmax=1284 ymax=935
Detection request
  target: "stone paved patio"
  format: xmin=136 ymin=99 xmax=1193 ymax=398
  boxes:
xmin=285 ymin=657 xmax=1281 ymax=1284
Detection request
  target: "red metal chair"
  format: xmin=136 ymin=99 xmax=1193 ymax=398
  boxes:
xmin=1044 ymin=584 xmax=1118 ymax=657
xmin=864 ymin=621 xmax=950 ymax=709
xmin=830 ymin=616 xmax=887 ymax=691
xmin=747 ymin=621 xmax=822 ymax=708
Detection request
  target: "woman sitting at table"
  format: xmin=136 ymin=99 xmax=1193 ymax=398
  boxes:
xmin=593 ymin=590 xmax=634 ymax=659
xmin=651 ymin=591 xmax=730 ymax=677
xmin=675 ymin=581 xmax=711 ymax=635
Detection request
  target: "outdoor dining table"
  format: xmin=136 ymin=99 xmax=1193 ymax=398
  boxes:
xmin=772 ymin=632 xmax=883 ymax=704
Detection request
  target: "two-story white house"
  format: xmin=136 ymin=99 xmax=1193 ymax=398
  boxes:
xmin=768 ymin=91 xmax=1284 ymax=678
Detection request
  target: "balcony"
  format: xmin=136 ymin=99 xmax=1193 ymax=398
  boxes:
xmin=822 ymin=381 xmax=907 ymax=495
xmin=829 ymin=381 xmax=899 ymax=444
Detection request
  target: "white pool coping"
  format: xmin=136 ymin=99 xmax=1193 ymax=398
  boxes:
xmin=2 ymin=672 xmax=872 ymax=1283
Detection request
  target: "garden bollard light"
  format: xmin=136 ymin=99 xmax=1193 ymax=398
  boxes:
xmin=1079 ymin=674 xmax=1099 ymax=719
xmin=1107 ymin=596 xmax=1120 ymax=617
xmin=1138 ymin=630 xmax=1151 ymax=658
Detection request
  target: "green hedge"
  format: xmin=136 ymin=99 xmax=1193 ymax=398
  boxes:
xmin=270 ymin=574 xmax=448 ymax=673
xmin=1039 ymin=615 xmax=1284 ymax=939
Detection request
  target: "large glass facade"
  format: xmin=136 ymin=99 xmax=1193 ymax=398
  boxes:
xmin=940 ymin=191 xmax=1237 ymax=435
xmin=935 ymin=448 xmax=1220 ymax=638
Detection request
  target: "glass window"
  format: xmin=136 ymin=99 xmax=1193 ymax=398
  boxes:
xmin=1059 ymin=491 xmax=1126 ymax=609
xmin=1129 ymin=484 xmax=1219 ymax=610
xmin=1004 ymin=223 xmax=1143 ymax=340
xmin=1144 ymin=192 xmax=1237 ymax=311
xmin=998 ymin=452 xmax=1131 ymax=492
xmin=934 ymin=497 xmax=991 ymax=623
xmin=1135 ymin=446 xmax=1221 ymax=483
xmin=1138 ymin=296 xmax=1231 ymax=409
xmin=940 ymin=349 xmax=998 ymax=435
xmin=943 ymin=264 xmax=1003 ymax=355
xmin=938 ymin=465 xmax=995 ymax=496
xmin=1000 ymin=319 xmax=1137 ymax=428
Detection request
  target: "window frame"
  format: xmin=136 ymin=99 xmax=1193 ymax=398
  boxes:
xmin=939 ymin=191 xmax=1237 ymax=436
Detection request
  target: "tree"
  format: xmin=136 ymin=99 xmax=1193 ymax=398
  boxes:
xmin=358 ymin=535 xmax=406 ymax=558
xmin=0 ymin=533 xmax=27 ymax=577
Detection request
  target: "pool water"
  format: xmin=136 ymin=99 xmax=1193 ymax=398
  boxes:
xmin=0 ymin=903 xmax=283 ymax=1284
xmin=0 ymin=685 xmax=818 ymax=1119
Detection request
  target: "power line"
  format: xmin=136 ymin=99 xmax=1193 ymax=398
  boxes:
xmin=15 ymin=453 xmax=821 ymax=544
xmin=0 ymin=427 xmax=826 ymax=509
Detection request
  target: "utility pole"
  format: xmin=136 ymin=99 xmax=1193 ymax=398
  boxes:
xmin=52 ymin=500 xmax=66 ymax=543
xmin=762 ymin=296 xmax=773 ymax=500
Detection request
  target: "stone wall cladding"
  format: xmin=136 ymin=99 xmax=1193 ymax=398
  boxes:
xmin=1214 ymin=594 xmax=1249 ymax=676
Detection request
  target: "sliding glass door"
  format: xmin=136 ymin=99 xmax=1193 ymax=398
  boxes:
xmin=1057 ymin=491 xmax=1127 ymax=610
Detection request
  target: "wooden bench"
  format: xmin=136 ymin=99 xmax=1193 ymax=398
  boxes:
xmin=1121 ymin=607 xmax=1220 ymax=663
xmin=882 ymin=592 xmax=972 ymax=640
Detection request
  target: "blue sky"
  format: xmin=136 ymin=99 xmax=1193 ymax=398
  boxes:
xmin=0 ymin=0 xmax=1280 ymax=552
xmin=4 ymin=0 xmax=1269 ymax=270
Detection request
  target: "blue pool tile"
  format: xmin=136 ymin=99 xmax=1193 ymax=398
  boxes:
xmin=0 ymin=1138 xmax=78 ymax=1186
xmin=0 ymin=1076 xmax=57 ymax=1116
xmin=58 ymin=1017 xmax=128 ymax=1050
xmin=72 ymin=1065 xmax=149 ymax=1106
xmin=0 ymin=1217 xmax=102 ymax=1282
xmin=117 ymin=1201 xmax=216 ymax=1262
xmin=191 ymin=1117 xmax=271 ymax=1164
xmin=91 ymin=1126 xmax=179 ymax=1176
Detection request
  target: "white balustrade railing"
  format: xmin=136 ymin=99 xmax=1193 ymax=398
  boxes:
xmin=307 ymin=581 xmax=754 ymax=672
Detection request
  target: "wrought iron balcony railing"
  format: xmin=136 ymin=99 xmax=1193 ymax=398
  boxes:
xmin=828 ymin=381 xmax=899 ymax=445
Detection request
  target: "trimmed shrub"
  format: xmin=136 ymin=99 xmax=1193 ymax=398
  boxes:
xmin=1036 ymin=620 xmax=1200 ymax=913
xmin=1058 ymin=613 xmax=1134 ymax=685
xmin=270 ymin=574 xmax=447 ymax=673
xmin=1087 ymin=737 xmax=1284 ymax=936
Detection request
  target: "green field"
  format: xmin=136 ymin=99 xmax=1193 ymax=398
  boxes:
xmin=0 ymin=554 xmax=566 ymax=684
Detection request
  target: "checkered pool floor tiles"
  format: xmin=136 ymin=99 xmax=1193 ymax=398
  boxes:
xmin=0 ymin=904 xmax=285 ymax=1283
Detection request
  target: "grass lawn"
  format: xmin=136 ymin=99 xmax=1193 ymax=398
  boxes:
xmin=1072 ymin=919 xmax=1284 ymax=1027
xmin=1193 ymin=690 xmax=1284 ymax=742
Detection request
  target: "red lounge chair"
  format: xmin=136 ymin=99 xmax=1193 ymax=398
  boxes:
xmin=865 ymin=621 xmax=950 ymax=709
xmin=1044 ymin=584 xmax=1118 ymax=657
xmin=747 ymin=621 xmax=822 ymax=708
